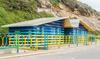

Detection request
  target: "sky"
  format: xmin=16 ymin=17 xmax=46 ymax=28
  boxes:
xmin=80 ymin=0 xmax=100 ymax=11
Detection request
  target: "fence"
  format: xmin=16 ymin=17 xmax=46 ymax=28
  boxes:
xmin=96 ymin=35 xmax=100 ymax=43
xmin=65 ymin=35 xmax=96 ymax=46
xmin=0 ymin=33 xmax=99 ymax=52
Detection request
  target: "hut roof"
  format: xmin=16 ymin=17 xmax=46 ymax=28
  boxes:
xmin=78 ymin=16 xmax=100 ymax=32
xmin=1 ymin=17 xmax=66 ymax=27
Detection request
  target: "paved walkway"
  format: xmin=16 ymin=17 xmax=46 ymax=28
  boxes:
xmin=0 ymin=44 xmax=100 ymax=59
xmin=15 ymin=45 xmax=100 ymax=59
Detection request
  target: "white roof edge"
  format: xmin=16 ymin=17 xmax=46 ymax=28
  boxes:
xmin=1 ymin=17 xmax=67 ymax=28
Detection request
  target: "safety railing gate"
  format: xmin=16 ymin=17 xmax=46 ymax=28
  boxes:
xmin=0 ymin=32 xmax=97 ymax=52
xmin=64 ymin=34 xmax=96 ymax=46
xmin=0 ymin=31 xmax=65 ymax=51
xmin=0 ymin=35 xmax=17 ymax=50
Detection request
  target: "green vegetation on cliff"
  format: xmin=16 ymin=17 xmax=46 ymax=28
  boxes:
xmin=0 ymin=0 xmax=53 ymax=32
xmin=0 ymin=0 xmax=100 ymax=33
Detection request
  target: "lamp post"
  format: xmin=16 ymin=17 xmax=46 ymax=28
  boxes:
xmin=15 ymin=31 xmax=20 ymax=53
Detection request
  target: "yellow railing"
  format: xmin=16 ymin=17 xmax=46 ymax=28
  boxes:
xmin=0 ymin=34 xmax=98 ymax=50
xmin=96 ymin=35 xmax=100 ymax=43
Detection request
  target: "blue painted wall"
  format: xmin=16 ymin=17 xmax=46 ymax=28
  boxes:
xmin=9 ymin=20 xmax=64 ymax=35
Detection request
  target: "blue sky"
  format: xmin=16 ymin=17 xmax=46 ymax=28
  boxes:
xmin=80 ymin=0 xmax=100 ymax=11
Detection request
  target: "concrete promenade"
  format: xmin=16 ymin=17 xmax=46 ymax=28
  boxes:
xmin=0 ymin=44 xmax=100 ymax=59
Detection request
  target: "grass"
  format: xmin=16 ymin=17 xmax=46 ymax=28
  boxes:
xmin=0 ymin=0 xmax=53 ymax=33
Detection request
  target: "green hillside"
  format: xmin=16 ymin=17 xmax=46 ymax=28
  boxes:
xmin=0 ymin=0 xmax=53 ymax=32
xmin=0 ymin=0 xmax=100 ymax=33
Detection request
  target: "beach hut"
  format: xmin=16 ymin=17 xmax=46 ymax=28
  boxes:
xmin=1 ymin=17 xmax=96 ymax=50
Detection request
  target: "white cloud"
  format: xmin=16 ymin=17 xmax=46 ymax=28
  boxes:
xmin=80 ymin=0 xmax=100 ymax=11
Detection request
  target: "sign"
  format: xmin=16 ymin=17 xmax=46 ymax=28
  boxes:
xmin=69 ymin=19 xmax=80 ymax=27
